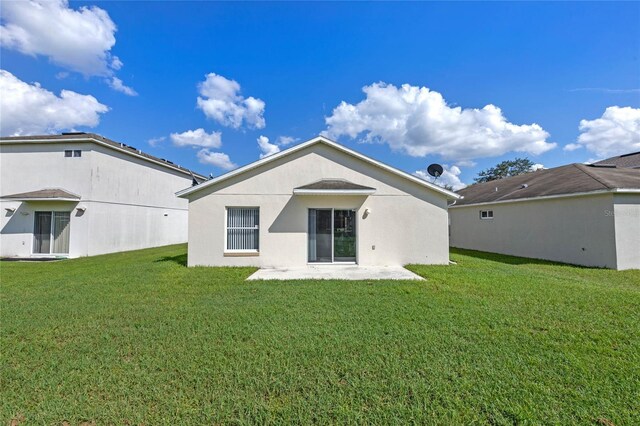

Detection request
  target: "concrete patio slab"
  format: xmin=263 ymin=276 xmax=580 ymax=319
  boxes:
xmin=247 ymin=265 xmax=425 ymax=281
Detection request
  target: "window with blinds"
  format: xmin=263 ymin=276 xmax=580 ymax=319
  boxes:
xmin=226 ymin=207 xmax=259 ymax=251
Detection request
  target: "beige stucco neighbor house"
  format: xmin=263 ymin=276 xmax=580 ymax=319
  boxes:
xmin=177 ymin=136 xmax=461 ymax=267
xmin=449 ymin=160 xmax=640 ymax=270
xmin=1 ymin=133 xmax=204 ymax=259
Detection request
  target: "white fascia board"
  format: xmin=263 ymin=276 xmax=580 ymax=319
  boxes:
xmin=176 ymin=136 xmax=462 ymax=199
xmin=12 ymin=198 xmax=80 ymax=202
xmin=612 ymin=188 xmax=640 ymax=194
xmin=449 ymin=188 xmax=640 ymax=208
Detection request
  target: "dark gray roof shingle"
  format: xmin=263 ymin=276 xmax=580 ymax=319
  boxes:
xmin=455 ymin=164 xmax=640 ymax=206
xmin=593 ymin=151 xmax=640 ymax=169
xmin=295 ymin=179 xmax=376 ymax=191
xmin=1 ymin=188 xmax=81 ymax=200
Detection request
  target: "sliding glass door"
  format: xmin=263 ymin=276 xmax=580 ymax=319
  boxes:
xmin=333 ymin=210 xmax=356 ymax=262
xmin=33 ymin=211 xmax=70 ymax=254
xmin=33 ymin=212 xmax=52 ymax=254
xmin=308 ymin=209 xmax=356 ymax=263
xmin=308 ymin=209 xmax=332 ymax=262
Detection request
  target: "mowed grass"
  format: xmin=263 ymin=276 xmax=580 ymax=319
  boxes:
xmin=1 ymin=245 xmax=639 ymax=425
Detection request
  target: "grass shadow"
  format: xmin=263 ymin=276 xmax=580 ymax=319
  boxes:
xmin=450 ymin=247 xmax=594 ymax=268
xmin=155 ymin=253 xmax=188 ymax=267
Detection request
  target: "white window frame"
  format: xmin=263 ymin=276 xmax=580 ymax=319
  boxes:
xmin=224 ymin=207 xmax=260 ymax=253
xmin=480 ymin=210 xmax=494 ymax=220
xmin=307 ymin=207 xmax=358 ymax=265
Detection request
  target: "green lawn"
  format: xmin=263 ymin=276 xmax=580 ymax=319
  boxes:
xmin=1 ymin=245 xmax=639 ymax=425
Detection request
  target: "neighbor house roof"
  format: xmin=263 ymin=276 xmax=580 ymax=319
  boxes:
xmin=293 ymin=179 xmax=376 ymax=195
xmin=1 ymin=188 xmax=81 ymax=202
xmin=453 ymin=163 xmax=640 ymax=207
xmin=176 ymin=136 xmax=461 ymax=199
xmin=592 ymin=151 xmax=640 ymax=169
xmin=0 ymin=132 xmax=206 ymax=180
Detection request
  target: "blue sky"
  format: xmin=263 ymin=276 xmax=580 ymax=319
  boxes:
xmin=1 ymin=1 xmax=639 ymax=188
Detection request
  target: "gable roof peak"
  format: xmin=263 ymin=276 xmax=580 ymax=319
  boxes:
xmin=176 ymin=135 xmax=460 ymax=199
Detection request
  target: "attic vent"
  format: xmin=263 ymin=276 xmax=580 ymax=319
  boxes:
xmin=521 ymin=184 xmax=529 ymax=189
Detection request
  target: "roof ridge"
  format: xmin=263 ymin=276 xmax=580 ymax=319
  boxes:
xmin=573 ymin=163 xmax=614 ymax=189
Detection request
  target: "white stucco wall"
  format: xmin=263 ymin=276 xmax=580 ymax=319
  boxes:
xmin=613 ymin=194 xmax=640 ymax=270
xmin=0 ymin=141 xmax=193 ymax=258
xmin=185 ymin=143 xmax=451 ymax=267
xmin=0 ymin=200 xmax=89 ymax=258
xmin=449 ymin=194 xmax=620 ymax=269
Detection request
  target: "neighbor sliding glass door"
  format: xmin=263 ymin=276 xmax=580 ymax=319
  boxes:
xmin=33 ymin=211 xmax=70 ymax=254
xmin=308 ymin=209 xmax=356 ymax=263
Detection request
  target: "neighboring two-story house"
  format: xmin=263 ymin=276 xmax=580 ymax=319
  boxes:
xmin=0 ymin=133 xmax=204 ymax=258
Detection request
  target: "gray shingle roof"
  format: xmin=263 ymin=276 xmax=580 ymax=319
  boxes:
xmin=1 ymin=188 xmax=81 ymax=200
xmin=455 ymin=164 xmax=640 ymax=206
xmin=593 ymin=151 xmax=640 ymax=169
xmin=295 ymin=179 xmax=376 ymax=191
xmin=0 ymin=132 xmax=206 ymax=179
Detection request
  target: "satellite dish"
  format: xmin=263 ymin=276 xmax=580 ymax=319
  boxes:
xmin=427 ymin=163 xmax=444 ymax=178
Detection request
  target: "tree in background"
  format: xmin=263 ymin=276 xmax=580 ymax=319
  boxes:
xmin=474 ymin=158 xmax=536 ymax=183
xmin=439 ymin=183 xmax=454 ymax=191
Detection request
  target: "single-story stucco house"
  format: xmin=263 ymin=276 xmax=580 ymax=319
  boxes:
xmin=177 ymin=136 xmax=461 ymax=267
xmin=0 ymin=133 xmax=204 ymax=258
xmin=449 ymin=159 xmax=640 ymax=270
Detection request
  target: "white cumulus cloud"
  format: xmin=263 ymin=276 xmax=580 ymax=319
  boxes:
xmin=147 ymin=136 xmax=166 ymax=147
xmin=530 ymin=163 xmax=545 ymax=171
xmin=0 ymin=0 xmax=135 ymax=93
xmin=170 ymin=129 xmax=222 ymax=148
xmin=0 ymin=69 xmax=108 ymax=136
xmin=324 ymin=82 xmax=555 ymax=161
xmin=196 ymin=73 xmax=265 ymax=129
xmin=197 ymin=149 xmax=236 ymax=171
xmin=107 ymin=77 xmax=137 ymax=96
xmin=563 ymin=143 xmax=582 ymax=152
xmin=277 ymin=136 xmax=298 ymax=146
xmin=1 ymin=0 xmax=115 ymax=75
xmin=415 ymin=164 xmax=466 ymax=191
xmin=256 ymin=135 xmax=301 ymax=158
xmin=257 ymin=135 xmax=280 ymax=158
xmin=565 ymin=106 xmax=640 ymax=157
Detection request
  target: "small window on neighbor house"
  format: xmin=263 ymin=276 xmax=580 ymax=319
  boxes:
xmin=64 ymin=150 xmax=72 ymax=157
xmin=226 ymin=207 xmax=259 ymax=252
xmin=73 ymin=150 xmax=82 ymax=157
xmin=480 ymin=210 xmax=494 ymax=220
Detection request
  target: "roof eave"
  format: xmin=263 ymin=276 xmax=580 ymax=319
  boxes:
xmin=2 ymin=197 xmax=80 ymax=202
xmin=450 ymin=188 xmax=639 ymax=208
xmin=612 ymin=188 xmax=640 ymax=194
